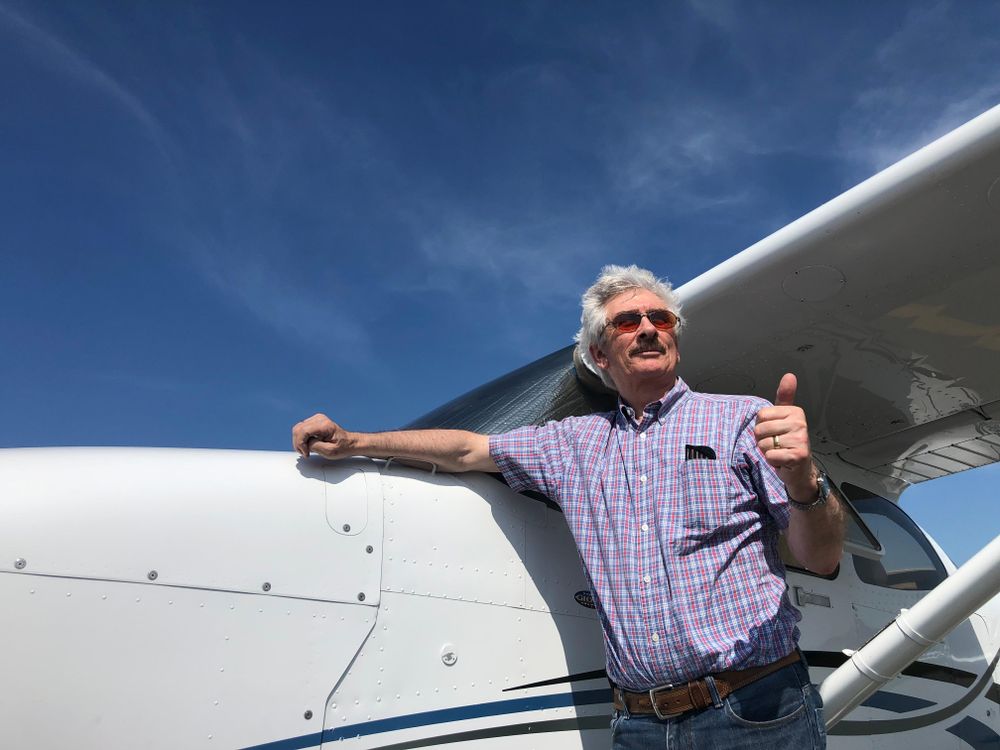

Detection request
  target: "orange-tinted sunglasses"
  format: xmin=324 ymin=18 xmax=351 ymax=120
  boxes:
xmin=605 ymin=309 xmax=680 ymax=334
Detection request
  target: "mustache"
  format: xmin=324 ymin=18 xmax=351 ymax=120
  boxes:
xmin=630 ymin=340 xmax=666 ymax=355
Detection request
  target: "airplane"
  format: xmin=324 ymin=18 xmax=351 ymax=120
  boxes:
xmin=3 ymin=102 xmax=1000 ymax=750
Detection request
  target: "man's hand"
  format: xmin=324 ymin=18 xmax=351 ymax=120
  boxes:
xmin=292 ymin=413 xmax=354 ymax=459
xmin=754 ymin=373 xmax=817 ymax=502
xmin=755 ymin=373 xmax=846 ymax=574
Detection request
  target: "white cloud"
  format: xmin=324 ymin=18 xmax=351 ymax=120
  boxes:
xmin=602 ymin=100 xmax=765 ymax=213
xmin=0 ymin=3 xmax=172 ymax=155
xmin=394 ymin=202 xmax=607 ymax=307
xmin=181 ymin=236 xmax=373 ymax=364
xmin=837 ymin=1 xmax=1000 ymax=176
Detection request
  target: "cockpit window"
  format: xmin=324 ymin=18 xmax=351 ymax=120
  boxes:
xmin=840 ymin=483 xmax=947 ymax=591
xmin=407 ymin=345 xmax=616 ymax=433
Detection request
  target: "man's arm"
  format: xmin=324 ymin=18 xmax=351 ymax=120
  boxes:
xmin=291 ymin=413 xmax=499 ymax=474
xmin=781 ymin=467 xmax=847 ymax=575
xmin=754 ymin=374 xmax=846 ymax=575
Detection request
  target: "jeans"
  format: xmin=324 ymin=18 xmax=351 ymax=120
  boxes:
xmin=610 ymin=659 xmax=826 ymax=749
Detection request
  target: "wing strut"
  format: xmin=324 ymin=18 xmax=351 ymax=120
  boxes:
xmin=819 ymin=532 xmax=1000 ymax=728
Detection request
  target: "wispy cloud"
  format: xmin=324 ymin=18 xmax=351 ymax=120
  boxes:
xmin=396 ymin=204 xmax=607 ymax=304
xmin=0 ymin=2 xmax=172 ymax=156
xmin=837 ymin=0 xmax=1000 ymax=176
xmin=604 ymin=103 xmax=759 ymax=212
xmin=181 ymin=235 xmax=374 ymax=363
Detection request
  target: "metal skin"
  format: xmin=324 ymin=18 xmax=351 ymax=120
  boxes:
xmin=5 ymin=105 xmax=1000 ymax=748
xmin=2 ymin=447 xmax=997 ymax=749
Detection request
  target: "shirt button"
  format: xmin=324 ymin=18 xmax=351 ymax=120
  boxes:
xmin=639 ymin=433 xmax=646 ymax=441
xmin=639 ymin=475 xmax=647 ymax=483
xmin=651 ymin=633 xmax=659 ymax=643
xmin=643 ymin=575 xmax=651 ymax=583
xmin=641 ymin=523 xmax=649 ymax=532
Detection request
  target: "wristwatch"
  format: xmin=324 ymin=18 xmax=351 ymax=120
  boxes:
xmin=788 ymin=471 xmax=832 ymax=511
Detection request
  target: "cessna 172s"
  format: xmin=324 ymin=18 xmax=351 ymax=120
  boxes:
xmin=3 ymin=104 xmax=1000 ymax=750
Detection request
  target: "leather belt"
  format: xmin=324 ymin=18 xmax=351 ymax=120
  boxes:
xmin=612 ymin=650 xmax=801 ymax=720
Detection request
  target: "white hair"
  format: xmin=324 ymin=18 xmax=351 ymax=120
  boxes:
xmin=574 ymin=264 xmax=683 ymax=389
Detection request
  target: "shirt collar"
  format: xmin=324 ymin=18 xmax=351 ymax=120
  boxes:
xmin=616 ymin=377 xmax=689 ymax=429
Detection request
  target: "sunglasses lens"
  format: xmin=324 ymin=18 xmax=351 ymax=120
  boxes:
xmin=612 ymin=313 xmax=641 ymax=332
xmin=649 ymin=310 xmax=678 ymax=330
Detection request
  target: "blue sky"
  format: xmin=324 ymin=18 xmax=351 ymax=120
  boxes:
xmin=1 ymin=1 xmax=998 ymax=565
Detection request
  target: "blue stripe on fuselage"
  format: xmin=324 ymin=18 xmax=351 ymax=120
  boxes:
xmin=239 ymin=688 xmax=612 ymax=750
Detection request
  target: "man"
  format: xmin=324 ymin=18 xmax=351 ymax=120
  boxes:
xmin=292 ymin=264 xmax=845 ymax=748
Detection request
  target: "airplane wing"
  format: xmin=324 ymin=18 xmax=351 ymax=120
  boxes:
xmin=415 ymin=104 xmax=1000 ymax=495
xmin=672 ymin=104 xmax=1000 ymax=492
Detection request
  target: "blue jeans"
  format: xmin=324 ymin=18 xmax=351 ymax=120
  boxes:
xmin=611 ymin=659 xmax=826 ymax=749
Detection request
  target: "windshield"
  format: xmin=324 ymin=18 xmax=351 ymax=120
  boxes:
xmin=407 ymin=345 xmax=617 ymax=433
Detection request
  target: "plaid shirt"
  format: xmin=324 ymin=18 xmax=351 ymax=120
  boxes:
xmin=489 ymin=377 xmax=800 ymax=690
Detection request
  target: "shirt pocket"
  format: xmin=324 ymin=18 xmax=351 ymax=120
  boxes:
xmin=678 ymin=460 xmax=736 ymax=542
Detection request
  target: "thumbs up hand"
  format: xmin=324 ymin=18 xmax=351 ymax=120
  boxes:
xmin=754 ymin=373 xmax=817 ymax=501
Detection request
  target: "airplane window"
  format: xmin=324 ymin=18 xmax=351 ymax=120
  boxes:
xmin=839 ymin=492 xmax=882 ymax=553
xmin=779 ymin=488 xmax=880 ymax=578
xmin=840 ymin=483 xmax=947 ymax=591
xmin=407 ymin=345 xmax=616 ymax=433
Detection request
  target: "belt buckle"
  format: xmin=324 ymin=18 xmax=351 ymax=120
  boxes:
xmin=648 ymin=683 xmax=682 ymax=720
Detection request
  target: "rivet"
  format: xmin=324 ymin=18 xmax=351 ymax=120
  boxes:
xmin=14 ymin=558 xmax=26 ymax=570
xmin=366 ymin=545 xmax=374 ymax=554
xmin=304 ymin=710 xmax=313 ymax=720
xmin=358 ymin=592 xmax=366 ymax=602
xmin=262 ymin=582 xmax=272 ymax=592
xmin=147 ymin=570 xmax=158 ymax=581
xmin=343 ymin=524 xmax=351 ymax=532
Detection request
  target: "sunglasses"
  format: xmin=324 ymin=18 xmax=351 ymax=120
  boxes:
xmin=604 ymin=308 xmax=680 ymax=334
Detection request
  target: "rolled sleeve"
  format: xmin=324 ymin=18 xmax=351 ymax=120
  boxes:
xmin=738 ymin=400 xmax=791 ymax=530
xmin=488 ymin=422 xmax=568 ymax=502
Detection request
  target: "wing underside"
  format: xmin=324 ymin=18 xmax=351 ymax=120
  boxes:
xmin=676 ymin=104 xmax=1000 ymax=492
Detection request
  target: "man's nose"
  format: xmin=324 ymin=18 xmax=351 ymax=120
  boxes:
xmin=636 ymin=314 xmax=658 ymax=336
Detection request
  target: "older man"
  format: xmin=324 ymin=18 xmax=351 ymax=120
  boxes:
xmin=293 ymin=264 xmax=845 ymax=748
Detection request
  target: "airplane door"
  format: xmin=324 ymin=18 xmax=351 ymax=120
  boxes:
xmin=843 ymin=488 xmax=965 ymax=750
xmin=781 ymin=542 xmax=875 ymax=750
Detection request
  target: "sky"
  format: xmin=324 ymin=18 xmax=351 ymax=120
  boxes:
xmin=1 ymin=1 xmax=998 ymax=566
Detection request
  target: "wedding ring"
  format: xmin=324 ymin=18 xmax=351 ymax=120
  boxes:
xmin=772 ymin=435 xmax=782 ymax=450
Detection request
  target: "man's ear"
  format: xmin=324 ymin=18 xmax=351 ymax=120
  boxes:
xmin=589 ymin=344 xmax=609 ymax=370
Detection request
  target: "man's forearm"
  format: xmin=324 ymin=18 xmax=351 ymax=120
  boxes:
xmin=342 ymin=429 xmax=498 ymax=473
xmin=293 ymin=414 xmax=499 ymax=472
xmin=785 ymin=492 xmax=847 ymax=575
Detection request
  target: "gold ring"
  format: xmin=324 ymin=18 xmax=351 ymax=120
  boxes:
xmin=772 ymin=435 xmax=781 ymax=450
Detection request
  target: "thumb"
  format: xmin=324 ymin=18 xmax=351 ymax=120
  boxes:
xmin=775 ymin=372 xmax=797 ymax=406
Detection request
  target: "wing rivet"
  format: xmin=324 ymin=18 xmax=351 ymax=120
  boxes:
xmin=357 ymin=592 xmax=366 ymax=602
xmin=262 ymin=582 xmax=272 ymax=592
xmin=147 ymin=570 xmax=158 ymax=581
xmin=303 ymin=710 xmax=313 ymax=720
xmin=14 ymin=558 xmax=26 ymax=570
xmin=343 ymin=524 xmax=351 ymax=532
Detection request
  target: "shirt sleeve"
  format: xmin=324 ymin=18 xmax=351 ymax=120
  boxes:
xmin=738 ymin=399 xmax=791 ymax=530
xmin=488 ymin=421 xmax=571 ymax=503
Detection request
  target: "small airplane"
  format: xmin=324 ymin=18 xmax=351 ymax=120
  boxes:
xmin=3 ymin=103 xmax=1000 ymax=750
